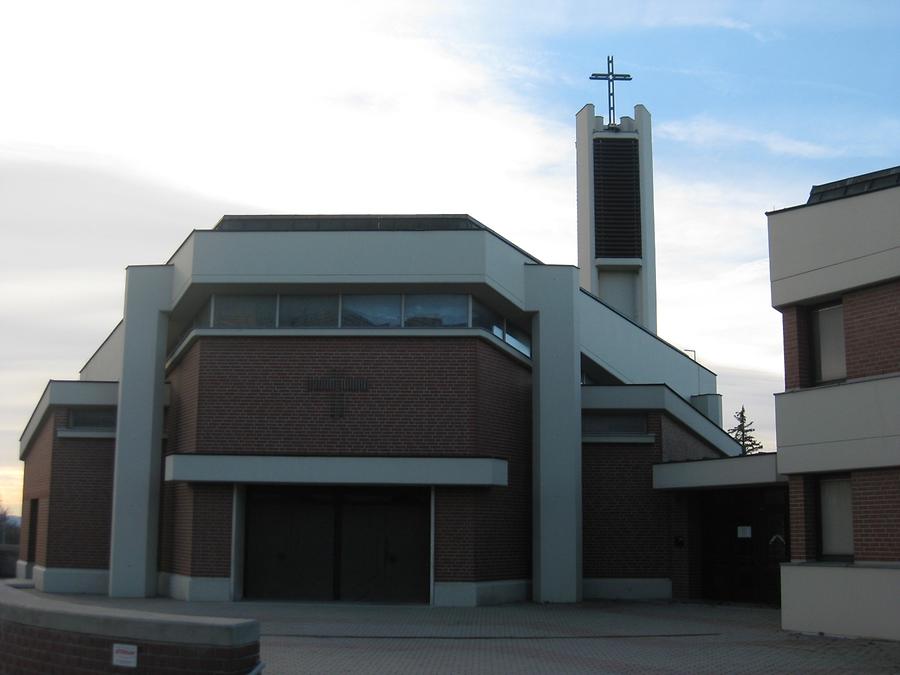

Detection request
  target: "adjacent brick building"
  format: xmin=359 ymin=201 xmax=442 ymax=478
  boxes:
xmin=769 ymin=165 xmax=900 ymax=641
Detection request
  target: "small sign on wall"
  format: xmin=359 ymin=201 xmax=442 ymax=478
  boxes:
xmin=112 ymin=643 xmax=138 ymax=668
xmin=737 ymin=526 xmax=752 ymax=539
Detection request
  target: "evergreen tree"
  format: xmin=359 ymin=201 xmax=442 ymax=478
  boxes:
xmin=727 ymin=406 xmax=764 ymax=454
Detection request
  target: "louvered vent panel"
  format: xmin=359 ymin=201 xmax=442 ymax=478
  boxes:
xmin=593 ymin=137 xmax=642 ymax=258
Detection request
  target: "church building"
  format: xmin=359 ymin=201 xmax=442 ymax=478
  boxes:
xmin=17 ymin=92 xmax=791 ymax=606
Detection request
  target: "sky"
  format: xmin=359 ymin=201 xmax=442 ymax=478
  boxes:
xmin=1 ymin=1 xmax=899 ymax=515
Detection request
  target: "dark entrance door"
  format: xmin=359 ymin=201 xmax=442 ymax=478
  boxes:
xmin=244 ymin=486 xmax=429 ymax=603
xmin=700 ymin=486 xmax=789 ymax=604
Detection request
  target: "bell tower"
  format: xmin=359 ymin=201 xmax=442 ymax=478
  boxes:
xmin=577 ymin=57 xmax=657 ymax=332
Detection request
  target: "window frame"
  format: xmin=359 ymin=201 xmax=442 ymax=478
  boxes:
xmin=809 ymin=301 xmax=846 ymax=385
xmin=816 ymin=474 xmax=854 ymax=562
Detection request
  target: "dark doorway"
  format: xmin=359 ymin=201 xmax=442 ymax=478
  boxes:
xmin=244 ymin=486 xmax=430 ymax=603
xmin=700 ymin=486 xmax=789 ymax=604
xmin=27 ymin=499 xmax=38 ymax=562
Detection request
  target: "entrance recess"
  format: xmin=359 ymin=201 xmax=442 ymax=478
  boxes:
xmin=243 ymin=486 xmax=429 ymax=602
xmin=700 ymin=486 xmax=789 ymax=604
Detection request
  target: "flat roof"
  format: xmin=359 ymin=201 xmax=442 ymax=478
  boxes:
xmin=215 ymin=214 xmax=485 ymax=232
xmin=209 ymin=214 xmax=543 ymax=264
xmin=767 ymin=165 xmax=900 ymax=215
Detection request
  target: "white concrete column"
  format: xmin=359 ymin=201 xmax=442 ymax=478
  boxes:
xmin=576 ymin=103 xmax=598 ymax=295
xmin=525 ymin=265 xmax=583 ymax=602
xmin=634 ymin=104 xmax=657 ymax=333
xmin=108 ymin=265 xmax=173 ymax=597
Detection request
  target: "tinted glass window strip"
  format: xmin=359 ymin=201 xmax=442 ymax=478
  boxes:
xmin=180 ymin=293 xmax=531 ymax=357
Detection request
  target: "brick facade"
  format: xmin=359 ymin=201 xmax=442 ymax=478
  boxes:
xmin=165 ymin=335 xmax=533 ymax=584
xmin=0 ymin=620 xmax=258 ymax=675
xmin=168 ymin=336 xmax=528 ymax=458
xmin=19 ymin=413 xmax=55 ymax=567
xmin=852 ymin=468 xmax=900 ymax=562
xmin=19 ymin=410 xmax=115 ymax=570
xmin=582 ymin=412 xmax=719 ymax=599
xmin=781 ymin=305 xmax=811 ymax=390
xmin=843 ymin=278 xmax=900 ymax=380
xmin=159 ymin=483 xmax=233 ymax=578
xmin=789 ymin=469 xmax=900 ymax=563
xmin=788 ymin=475 xmax=818 ymax=561
xmin=781 ymin=278 xmax=900 ymax=390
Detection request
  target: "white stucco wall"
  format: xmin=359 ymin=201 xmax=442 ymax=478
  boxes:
xmin=775 ymin=375 xmax=900 ymax=474
xmin=781 ymin=564 xmax=900 ymax=641
xmin=768 ymin=187 xmax=900 ymax=307
xmin=80 ymin=322 xmax=124 ymax=382
xmin=171 ymin=229 xmax=535 ymax=310
xmin=577 ymin=292 xmax=717 ymax=400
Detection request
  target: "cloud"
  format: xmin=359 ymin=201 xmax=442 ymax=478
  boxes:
xmin=0 ymin=1 xmax=801 ymax=497
xmin=657 ymin=116 xmax=839 ymax=159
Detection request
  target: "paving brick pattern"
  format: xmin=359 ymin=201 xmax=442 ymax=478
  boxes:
xmin=44 ymin=594 xmax=900 ymax=674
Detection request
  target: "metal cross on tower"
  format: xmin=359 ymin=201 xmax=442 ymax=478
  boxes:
xmin=590 ymin=56 xmax=632 ymax=125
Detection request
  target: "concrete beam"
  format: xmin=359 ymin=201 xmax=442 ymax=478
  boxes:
xmin=653 ymin=453 xmax=784 ymax=490
xmin=165 ymin=455 xmax=509 ymax=487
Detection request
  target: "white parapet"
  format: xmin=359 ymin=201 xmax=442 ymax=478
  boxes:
xmin=781 ymin=563 xmax=900 ymax=641
xmin=775 ymin=375 xmax=900 ymax=474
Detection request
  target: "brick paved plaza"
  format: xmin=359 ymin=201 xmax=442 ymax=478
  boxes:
xmin=41 ymin=593 xmax=900 ymax=674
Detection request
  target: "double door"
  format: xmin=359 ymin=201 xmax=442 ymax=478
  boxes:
xmin=244 ymin=485 xmax=429 ymax=603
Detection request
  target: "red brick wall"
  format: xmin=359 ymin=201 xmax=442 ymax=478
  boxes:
xmin=660 ymin=414 xmax=724 ymax=462
xmin=434 ymin=341 xmax=532 ymax=582
xmin=583 ymin=438 xmax=669 ymax=579
xmin=167 ymin=335 xmax=533 ymax=583
xmin=843 ymin=279 xmax=900 ymax=380
xmin=788 ymin=475 xmax=818 ymax=561
xmin=159 ymin=484 xmax=194 ymax=577
xmin=159 ymin=483 xmax=232 ymax=577
xmin=46 ymin=430 xmax=114 ymax=569
xmin=781 ymin=305 xmax=812 ymax=390
xmin=852 ymin=468 xmax=900 ymax=562
xmin=0 ymin=620 xmax=258 ymax=674
xmin=170 ymin=336 xmax=505 ymax=457
xmin=19 ymin=413 xmax=56 ymax=566
xmin=19 ymin=410 xmax=114 ymax=570
xmin=168 ymin=340 xmax=201 ymax=454
xmin=581 ymin=412 xmax=712 ymax=599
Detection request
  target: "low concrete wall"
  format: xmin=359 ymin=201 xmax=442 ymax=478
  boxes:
xmin=781 ymin=563 xmax=900 ymax=641
xmin=0 ymin=580 xmax=260 ymax=674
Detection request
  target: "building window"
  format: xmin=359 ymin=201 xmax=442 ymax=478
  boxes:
xmin=504 ymin=321 xmax=532 ymax=358
xmin=341 ymin=295 xmax=402 ymax=328
xmin=819 ymin=476 xmax=853 ymax=559
xmin=280 ymin=295 xmax=339 ymax=328
xmin=472 ymin=298 xmax=504 ymax=339
xmin=403 ymin=294 xmax=468 ymax=328
xmin=175 ymin=292 xmax=532 ymax=358
xmin=69 ymin=407 xmax=117 ymax=429
xmin=811 ymin=303 xmax=846 ymax=383
xmin=213 ymin=295 xmax=277 ymax=328
xmin=27 ymin=499 xmax=38 ymax=562
xmin=582 ymin=412 xmax=648 ymax=435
